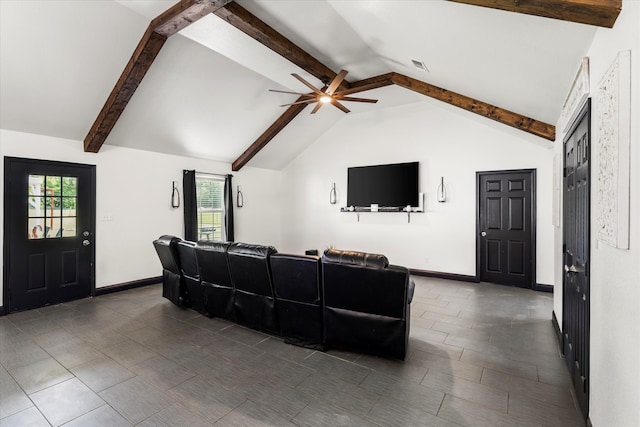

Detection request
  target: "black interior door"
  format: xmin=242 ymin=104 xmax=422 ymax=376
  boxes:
xmin=563 ymin=100 xmax=590 ymax=419
xmin=477 ymin=170 xmax=535 ymax=288
xmin=4 ymin=157 xmax=96 ymax=312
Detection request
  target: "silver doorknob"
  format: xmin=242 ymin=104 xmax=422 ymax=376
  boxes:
xmin=481 ymin=231 xmax=487 ymax=237
xmin=82 ymin=240 xmax=91 ymax=246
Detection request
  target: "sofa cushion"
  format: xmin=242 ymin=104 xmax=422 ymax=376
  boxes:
xmin=228 ymin=242 xmax=277 ymax=258
xmin=196 ymin=240 xmax=230 ymax=253
xmin=322 ymin=248 xmax=389 ymax=269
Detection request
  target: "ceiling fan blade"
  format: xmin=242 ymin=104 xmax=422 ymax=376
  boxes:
xmin=331 ymin=100 xmax=351 ymax=114
xmin=269 ymin=89 xmax=314 ymax=96
xmin=336 ymin=96 xmax=378 ymax=103
xmin=292 ymin=74 xmax=323 ymax=95
xmin=280 ymin=98 xmax=319 ymax=107
xmin=326 ymin=69 xmax=349 ymax=96
xmin=333 ymin=82 xmax=383 ymax=96
xmin=310 ymin=102 xmax=324 ymax=114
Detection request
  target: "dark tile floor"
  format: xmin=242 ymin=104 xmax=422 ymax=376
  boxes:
xmin=0 ymin=277 xmax=585 ymax=426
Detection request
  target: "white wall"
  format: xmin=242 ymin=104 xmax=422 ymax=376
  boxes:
xmin=279 ymin=100 xmax=555 ymax=284
xmin=0 ymin=129 xmax=283 ymax=307
xmin=552 ymin=1 xmax=640 ymax=425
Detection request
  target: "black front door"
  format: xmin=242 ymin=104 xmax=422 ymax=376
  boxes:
xmin=477 ymin=170 xmax=535 ymax=288
xmin=563 ymin=100 xmax=590 ymax=418
xmin=4 ymin=157 xmax=96 ymax=312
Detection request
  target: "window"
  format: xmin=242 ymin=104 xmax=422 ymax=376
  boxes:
xmin=195 ymin=173 xmax=226 ymax=241
xmin=28 ymin=175 xmax=77 ymax=239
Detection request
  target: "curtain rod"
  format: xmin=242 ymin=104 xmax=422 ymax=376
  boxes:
xmin=186 ymin=170 xmax=232 ymax=178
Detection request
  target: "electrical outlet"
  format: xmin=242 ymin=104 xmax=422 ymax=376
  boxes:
xmin=102 ymin=214 xmax=113 ymax=221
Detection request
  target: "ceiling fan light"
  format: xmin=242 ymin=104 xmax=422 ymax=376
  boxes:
xmin=319 ymin=95 xmax=332 ymax=103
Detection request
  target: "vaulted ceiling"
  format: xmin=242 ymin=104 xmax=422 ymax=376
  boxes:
xmin=1 ymin=1 xmax=615 ymax=170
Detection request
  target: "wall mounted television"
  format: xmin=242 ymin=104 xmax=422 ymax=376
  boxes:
xmin=347 ymin=162 xmax=419 ymax=208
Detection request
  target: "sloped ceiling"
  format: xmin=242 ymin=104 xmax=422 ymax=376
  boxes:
xmin=0 ymin=1 xmax=597 ymax=170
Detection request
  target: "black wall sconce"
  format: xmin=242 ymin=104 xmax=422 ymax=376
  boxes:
xmin=236 ymin=185 xmax=244 ymax=208
xmin=171 ymin=181 xmax=180 ymax=208
xmin=437 ymin=177 xmax=446 ymax=203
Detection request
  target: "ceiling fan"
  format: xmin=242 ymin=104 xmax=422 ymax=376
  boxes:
xmin=270 ymin=69 xmax=378 ymax=114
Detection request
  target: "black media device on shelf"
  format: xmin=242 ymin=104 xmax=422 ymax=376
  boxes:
xmin=347 ymin=161 xmax=419 ymax=209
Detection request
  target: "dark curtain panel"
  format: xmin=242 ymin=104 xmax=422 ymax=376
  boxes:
xmin=183 ymin=170 xmax=197 ymax=241
xmin=224 ymin=174 xmax=234 ymax=242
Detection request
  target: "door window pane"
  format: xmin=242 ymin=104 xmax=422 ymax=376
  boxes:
xmin=46 ymin=176 xmax=61 ymax=196
xmin=28 ymin=197 xmax=45 ymax=217
xmin=62 ymin=177 xmax=77 ymax=196
xmin=62 ymin=197 xmax=76 ymax=216
xmin=46 ymin=218 xmax=62 ymax=238
xmin=29 ymin=175 xmax=45 ymax=196
xmin=61 ymin=217 xmax=76 ymax=237
xmin=45 ymin=196 xmax=62 ymax=217
xmin=28 ymin=218 xmax=45 ymax=239
xmin=28 ymin=175 xmax=77 ymax=239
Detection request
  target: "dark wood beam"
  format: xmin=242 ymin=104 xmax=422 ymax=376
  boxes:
xmin=448 ymin=0 xmax=621 ymax=28
xmin=153 ymin=0 xmax=231 ymax=36
xmin=232 ymin=97 xmax=308 ymax=171
xmin=341 ymin=72 xmax=395 ymax=95
xmin=213 ymin=2 xmax=350 ymax=91
xmin=390 ymin=72 xmax=555 ymax=141
xmin=84 ymin=0 xmax=232 ymax=153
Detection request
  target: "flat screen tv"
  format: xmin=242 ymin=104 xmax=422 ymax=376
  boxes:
xmin=347 ymin=162 xmax=419 ymax=208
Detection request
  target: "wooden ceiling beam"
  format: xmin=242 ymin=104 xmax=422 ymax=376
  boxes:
xmin=213 ymin=2 xmax=350 ymax=91
xmin=340 ymin=73 xmax=395 ymax=95
xmin=232 ymin=97 xmax=309 ymax=171
xmin=84 ymin=0 xmax=232 ymax=153
xmin=448 ymin=0 xmax=621 ymax=28
xmin=390 ymin=73 xmax=555 ymax=141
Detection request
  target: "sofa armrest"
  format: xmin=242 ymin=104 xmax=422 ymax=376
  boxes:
xmin=387 ymin=264 xmax=414 ymax=304
xmin=408 ymin=278 xmax=415 ymax=304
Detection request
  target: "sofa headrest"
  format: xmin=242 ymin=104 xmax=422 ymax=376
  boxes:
xmin=177 ymin=240 xmax=197 ymax=250
xmin=271 ymin=253 xmax=319 ymax=262
xmin=228 ymin=242 xmax=277 ymax=258
xmin=153 ymin=235 xmax=182 ymax=247
xmin=322 ymin=248 xmax=389 ymax=269
xmin=196 ymin=240 xmax=231 ymax=253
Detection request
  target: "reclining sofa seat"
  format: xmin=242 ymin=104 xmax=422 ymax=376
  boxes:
xmin=321 ymin=248 xmax=415 ymax=360
xmin=175 ymin=240 xmax=207 ymax=315
xmin=270 ymin=253 xmax=323 ymax=350
xmin=153 ymin=235 xmax=188 ymax=307
xmin=195 ymin=241 xmax=235 ymax=320
xmin=227 ymin=242 xmax=279 ymax=334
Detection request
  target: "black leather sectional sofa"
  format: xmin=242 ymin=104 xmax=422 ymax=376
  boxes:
xmin=153 ymin=235 xmax=415 ymax=359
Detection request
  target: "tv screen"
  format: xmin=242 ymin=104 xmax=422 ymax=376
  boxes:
xmin=347 ymin=162 xmax=419 ymax=208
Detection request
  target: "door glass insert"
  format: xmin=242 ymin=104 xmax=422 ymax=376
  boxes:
xmin=28 ymin=175 xmax=77 ymax=239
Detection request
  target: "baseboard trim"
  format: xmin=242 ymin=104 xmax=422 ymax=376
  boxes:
xmin=410 ymin=269 xmax=479 ymax=283
xmin=534 ymin=283 xmax=554 ymax=293
xmin=94 ymin=276 xmax=161 ymax=296
xmin=552 ymin=310 xmax=563 ymax=351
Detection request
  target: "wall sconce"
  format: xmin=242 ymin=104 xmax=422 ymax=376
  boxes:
xmin=171 ymin=181 xmax=180 ymax=208
xmin=329 ymin=183 xmax=337 ymax=205
xmin=236 ymin=185 xmax=244 ymax=208
xmin=437 ymin=177 xmax=446 ymax=203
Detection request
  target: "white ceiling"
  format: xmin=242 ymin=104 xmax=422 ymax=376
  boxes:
xmin=0 ymin=0 xmax=596 ymax=170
